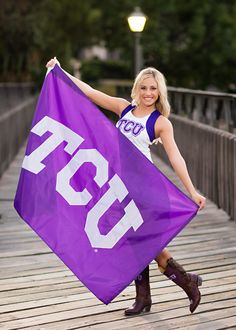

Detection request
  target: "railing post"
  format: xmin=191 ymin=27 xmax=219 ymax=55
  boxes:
xmin=223 ymin=99 xmax=233 ymax=132
xmin=193 ymin=95 xmax=203 ymax=122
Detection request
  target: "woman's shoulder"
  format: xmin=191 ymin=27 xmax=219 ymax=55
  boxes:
xmin=155 ymin=115 xmax=173 ymax=133
xmin=156 ymin=114 xmax=171 ymax=124
xmin=119 ymin=102 xmax=135 ymax=118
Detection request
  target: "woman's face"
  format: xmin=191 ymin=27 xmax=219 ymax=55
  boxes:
xmin=138 ymin=76 xmax=159 ymax=108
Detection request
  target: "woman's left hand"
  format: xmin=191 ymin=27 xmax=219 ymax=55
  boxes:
xmin=191 ymin=192 xmax=206 ymax=210
xmin=46 ymin=57 xmax=60 ymax=69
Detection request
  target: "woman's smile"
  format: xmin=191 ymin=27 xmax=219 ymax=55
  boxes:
xmin=139 ymin=76 xmax=159 ymax=107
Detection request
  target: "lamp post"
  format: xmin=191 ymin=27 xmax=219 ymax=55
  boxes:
xmin=128 ymin=7 xmax=147 ymax=77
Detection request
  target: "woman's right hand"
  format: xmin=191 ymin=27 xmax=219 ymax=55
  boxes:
xmin=46 ymin=57 xmax=60 ymax=68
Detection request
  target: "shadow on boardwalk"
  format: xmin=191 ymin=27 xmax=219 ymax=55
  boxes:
xmin=0 ymin=147 xmax=236 ymax=330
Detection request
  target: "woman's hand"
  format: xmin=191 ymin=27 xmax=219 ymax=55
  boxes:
xmin=191 ymin=192 xmax=206 ymax=210
xmin=46 ymin=57 xmax=60 ymax=69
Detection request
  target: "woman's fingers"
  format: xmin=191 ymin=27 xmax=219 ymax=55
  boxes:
xmin=46 ymin=59 xmax=54 ymax=68
xmin=46 ymin=57 xmax=58 ymax=68
xmin=191 ymin=192 xmax=206 ymax=211
xmin=198 ymin=196 xmax=206 ymax=210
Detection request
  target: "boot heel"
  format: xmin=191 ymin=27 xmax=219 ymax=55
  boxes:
xmin=143 ymin=304 xmax=151 ymax=313
xmin=197 ymin=276 xmax=203 ymax=287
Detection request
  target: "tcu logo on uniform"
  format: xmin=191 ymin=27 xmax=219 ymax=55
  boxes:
xmin=22 ymin=116 xmax=144 ymax=249
xmin=117 ymin=119 xmax=144 ymax=136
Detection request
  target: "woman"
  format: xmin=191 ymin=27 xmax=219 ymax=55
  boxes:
xmin=46 ymin=58 xmax=206 ymax=315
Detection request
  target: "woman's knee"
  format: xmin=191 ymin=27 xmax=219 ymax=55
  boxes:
xmin=155 ymin=248 xmax=172 ymax=268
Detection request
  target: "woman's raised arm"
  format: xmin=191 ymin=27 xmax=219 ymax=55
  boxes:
xmin=46 ymin=57 xmax=129 ymax=116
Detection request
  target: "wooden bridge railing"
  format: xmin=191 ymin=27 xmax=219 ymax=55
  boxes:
xmin=0 ymin=82 xmax=34 ymax=113
xmin=168 ymin=87 xmax=236 ymax=133
xmin=151 ymin=114 xmax=236 ymax=222
xmin=161 ymin=87 xmax=236 ymax=221
xmin=0 ymin=83 xmax=36 ymax=178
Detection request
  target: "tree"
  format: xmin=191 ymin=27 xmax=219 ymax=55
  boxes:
xmin=0 ymin=0 xmax=35 ymax=80
xmin=140 ymin=0 xmax=236 ymax=90
xmin=1 ymin=0 xmax=235 ymax=91
xmin=0 ymin=0 xmax=101 ymax=81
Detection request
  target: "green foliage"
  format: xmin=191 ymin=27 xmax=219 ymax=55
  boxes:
xmin=80 ymin=59 xmax=132 ymax=82
xmin=140 ymin=0 xmax=236 ymax=90
xmin=0 ymin=0 xmax=100 ymax=82
xmin=0 ymin=1 xmax=35 ymax=80
xmin=1 ymin=0 xmax=236 ymax=91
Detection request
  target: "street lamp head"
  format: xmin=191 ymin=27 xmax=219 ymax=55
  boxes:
xmin=128 ymin=7 xmax=147 ymax=32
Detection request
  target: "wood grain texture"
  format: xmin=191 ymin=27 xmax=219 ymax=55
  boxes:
xmin=0 ymin=146 xmax=235 ymax=330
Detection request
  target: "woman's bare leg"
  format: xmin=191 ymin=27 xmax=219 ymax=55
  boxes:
xmin=155 ymin=248 xmax=172 ymax=270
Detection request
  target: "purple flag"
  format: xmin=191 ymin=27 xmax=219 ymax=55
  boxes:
xmin=14 ymin=65 xmax=198 ymax=304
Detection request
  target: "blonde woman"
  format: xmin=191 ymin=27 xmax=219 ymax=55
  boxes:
xmin=46 ymin=58 xmax=206 ymax=315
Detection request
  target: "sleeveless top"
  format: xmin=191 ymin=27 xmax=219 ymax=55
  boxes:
xmin=116 ymin=104 xmax=161 ymax=162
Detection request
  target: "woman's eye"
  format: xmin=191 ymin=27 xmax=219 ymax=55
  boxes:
xmin=140 ymin=86 xmax=157 ymax=90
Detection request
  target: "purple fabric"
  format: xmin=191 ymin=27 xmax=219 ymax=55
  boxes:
xmin=14 ymin=65 xmax=198 ymax=304
xmin=146 ymin=110 xmax=161 ymax=142
xmin=120 ymin=103 xmax=135 ymax=118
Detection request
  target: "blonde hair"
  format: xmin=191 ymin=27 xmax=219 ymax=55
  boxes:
xmin=131 ymin=67 xmax=171 ymax=117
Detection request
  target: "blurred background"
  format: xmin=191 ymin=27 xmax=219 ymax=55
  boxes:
xmin=1 ymin=0 xmax=236 ymax=91
xmin=1 ymin=3 xmax=236 ymax=328
xmin=0 ymin=0 xmax=236 ymax=222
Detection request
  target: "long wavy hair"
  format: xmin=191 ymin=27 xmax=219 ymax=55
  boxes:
xmin=131 ymin=67 xmax=171 ymax=117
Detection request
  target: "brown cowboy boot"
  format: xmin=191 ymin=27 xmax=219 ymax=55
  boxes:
xmin=124 ymin=266 xmax=152 ymax=316
xmin=163 ymin=258 xmax=202 ymax=313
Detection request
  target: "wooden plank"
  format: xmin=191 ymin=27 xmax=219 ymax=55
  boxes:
xmin=1 ymin=289 xmax=235 ymax=325
xmin=1 ymin=291 xmax=236 ymax=328
xmin=1 ymin=146 xmax=236 ymax=329
xmin=3 ymin=299 xmax=236 ymax=330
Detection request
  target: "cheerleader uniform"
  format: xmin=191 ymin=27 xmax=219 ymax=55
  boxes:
xmin=116 ymin=104 xmax=161 ymax=162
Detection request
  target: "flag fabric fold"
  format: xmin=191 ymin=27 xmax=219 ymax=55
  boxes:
xmin=14 ymin=65 xmax=198 ymax=304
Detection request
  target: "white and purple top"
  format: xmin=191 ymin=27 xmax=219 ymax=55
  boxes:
xmin=116 ymin=104 xmax=161 ymax=162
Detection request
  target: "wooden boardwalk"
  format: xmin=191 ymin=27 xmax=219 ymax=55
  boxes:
xmin=0 ymin=147 xmax=236 ymax=330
